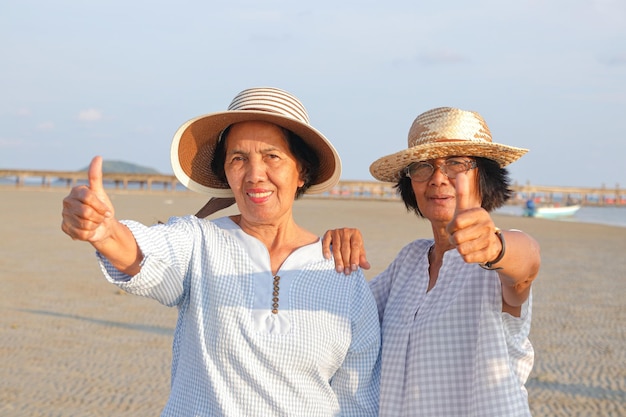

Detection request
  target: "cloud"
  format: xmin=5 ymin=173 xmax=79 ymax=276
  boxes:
xmin=16 ymin=108 xmax=31 ymax=117
xmin=78 ymin=108 xmax=103 ymax=122
xmin=37 ymin=122 xmax=55 ymax=131
xmin=0 ymin=138 xmax=25 ymax=148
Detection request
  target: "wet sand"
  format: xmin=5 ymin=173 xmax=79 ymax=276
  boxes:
xmin=1 ymin=187 xmax=624 ymax=416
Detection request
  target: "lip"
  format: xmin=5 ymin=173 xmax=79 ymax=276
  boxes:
xmin=246 ymin=189 xmax=273 ymax=203
xmin=427 ymin=194 xmax=454 ymax=204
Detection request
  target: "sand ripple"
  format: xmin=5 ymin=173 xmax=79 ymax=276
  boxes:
xmin=1 ymin=189 xmax=624 ymax=416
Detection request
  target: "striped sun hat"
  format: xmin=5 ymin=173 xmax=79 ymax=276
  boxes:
xmin=171 ymin=87 xmax=341 ymax=197
xmin=369 ymin=107 xmax=528 ymax=182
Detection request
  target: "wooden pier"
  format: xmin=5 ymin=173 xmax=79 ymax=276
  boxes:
xmin=327 ymin=180 xmax=625 ymax=206
xmin=0 ymin=169 xmax=624 ymax=206
xmin=0 ymin=169 xmax=179 ymax=191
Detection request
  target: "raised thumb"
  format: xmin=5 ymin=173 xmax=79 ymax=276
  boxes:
xmin=456 ymin=171 xmax=472 ymax=212
xmin=88 ymin=156 xmax=105 ymax=194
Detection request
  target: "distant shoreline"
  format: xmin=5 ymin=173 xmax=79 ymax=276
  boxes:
xmin=2 ymin=180 xmax=626 ymax=208
xmin=1 ymin=169 xmax=624 ymax=196
xmin=3 ymin=185 xmax=625 ymax=229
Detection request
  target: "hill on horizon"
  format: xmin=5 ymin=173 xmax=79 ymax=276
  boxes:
xmin=78 ymin=160 xmax=160 ymax=174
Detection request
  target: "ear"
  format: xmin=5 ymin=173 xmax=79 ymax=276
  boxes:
xmin=297 ymin=162 xmax=307 ymax=188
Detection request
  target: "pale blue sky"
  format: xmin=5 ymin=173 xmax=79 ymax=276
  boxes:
xmin=1 ymin=0 xmax=625 ymax=188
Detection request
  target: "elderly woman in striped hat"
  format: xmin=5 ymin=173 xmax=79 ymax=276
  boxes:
xmin=61 ymin=87 xmax=380 ymax=417
xmin=324 ymin=107 xmax=541 ymax=417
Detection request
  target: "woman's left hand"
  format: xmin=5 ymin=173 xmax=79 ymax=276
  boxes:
xmin=321 ymin=228 xmax=371 ymax=274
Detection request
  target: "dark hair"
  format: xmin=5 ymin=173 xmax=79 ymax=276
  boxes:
xmin=395 ymin=157 xmax=513 ymax=217
xmin=210 ymin=125 xmax=319 ymax=199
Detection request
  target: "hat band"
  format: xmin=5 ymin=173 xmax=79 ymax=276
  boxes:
xmin=228 ymin=90 xmax=309 ymax=123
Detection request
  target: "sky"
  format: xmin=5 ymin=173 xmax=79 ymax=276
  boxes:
xmin=1 ymin=0 xmax=625 ymax=188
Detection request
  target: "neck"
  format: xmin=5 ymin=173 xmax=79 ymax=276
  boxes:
xmin=231 ymin=214 xmax=317 ymax=275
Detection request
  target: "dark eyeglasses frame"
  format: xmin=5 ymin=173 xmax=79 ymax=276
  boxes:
xmin=404 ymin=158 xmax=477 ymax=182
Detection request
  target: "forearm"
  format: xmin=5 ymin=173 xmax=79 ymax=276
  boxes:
xmin=496 ymin=230 xmax=540 ymax=307
xmin=92 ymin=220 xmax=143 ymax=276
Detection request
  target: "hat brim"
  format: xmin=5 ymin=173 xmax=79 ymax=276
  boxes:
xmin=369 ymin=141 xmax=528 ymax=182
xmin=171 ymin=110 xmax=342 ymax=197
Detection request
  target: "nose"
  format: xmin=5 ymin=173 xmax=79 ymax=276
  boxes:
xmin=428 ymin=164 xmax=449 ymax=184
xmin=245 ymin=158 xmax=267 ymax=183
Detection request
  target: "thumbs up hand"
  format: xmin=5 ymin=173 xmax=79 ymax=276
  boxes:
xmin=445 ymin=171 xmax=501 ymax=265
xmin=61 ymin=156 xmax=115 ymax=243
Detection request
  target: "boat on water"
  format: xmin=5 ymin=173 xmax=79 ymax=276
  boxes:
xmin=523 ymin=204 xmax=581 ymax=219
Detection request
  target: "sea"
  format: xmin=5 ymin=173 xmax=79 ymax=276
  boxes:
xmin=2 ymin=178 xmax=625 ymax=229
xmin=495 ymin=204 xmax=626 ymax=229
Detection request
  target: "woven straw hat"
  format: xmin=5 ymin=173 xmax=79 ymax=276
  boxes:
xmin=171 ymin=87 xmax=341 ymax=197
xmin=369 ymin=107 xmax=528 ymax=182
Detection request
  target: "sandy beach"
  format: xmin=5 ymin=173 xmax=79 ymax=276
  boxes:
xmin=1 ymin=187 xmax=624 ymax=416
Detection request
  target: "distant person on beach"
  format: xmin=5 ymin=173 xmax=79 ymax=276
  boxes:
xmin=61 ymin=87 xmax=380 ymax=416
xmin=525 ymin=198 xmax=537 ymax=217
xmin=323 ymin=107 xmax=541 ymax=416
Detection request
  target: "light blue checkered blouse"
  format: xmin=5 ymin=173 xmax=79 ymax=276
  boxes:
xmin=369 ymin=239 xmax=533 ymax=417
xmin=98 ymin=216 xmax=381 ymax=417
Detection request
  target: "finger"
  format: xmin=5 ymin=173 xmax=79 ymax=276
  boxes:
xmin=88 ymin=156 xmax=105 ymax=194
xmin=355 ymin=245 xmax=371 ymax=271
xmin=339 ymin=232 xmax=356 ymax=275
xmin=87 ymin=156 xmax=113 ymax=217
xmin=347 ymin=230 xmax=367 ymax=272
xmin=446 ymin=172 xmax=471 ymax=237
xmin=321 ymin=230 xmax=333 ymax=260
xmin=62 ymin=191 xmax=105 ymax=226
xmin=330 ymin=230 xmax=346 ymax=273
xmin=321 ymin=228 xmax=367 ymax=274
xmin=454 ymin=170 xmax=473 ymax=213
xmin=61 ymin=213 xmax=99 ymax=240
xmin=322 ymin=230 xmax=346 ymax=273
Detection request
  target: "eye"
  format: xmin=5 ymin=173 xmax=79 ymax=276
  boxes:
xmin=411 ymin=162 xmax=433 ymax=173
xmin=445 ymin=158 xmax=466 ymax=167
xmin=228 ymin=155 xmax=246 ymax=164
xmin=263 ymin=152 xmax=285 ymax=162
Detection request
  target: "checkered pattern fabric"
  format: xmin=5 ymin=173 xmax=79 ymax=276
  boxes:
xmin=369 ymin=239 xmax=534 ymax=417
xmin=98 ymin=216 xmax=380 ymax=417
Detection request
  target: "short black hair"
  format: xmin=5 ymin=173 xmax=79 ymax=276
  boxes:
xmin=210 ymin=125 xmax=320 ymax=199
xmin=395 ymin=157 xmax=513 ymax=217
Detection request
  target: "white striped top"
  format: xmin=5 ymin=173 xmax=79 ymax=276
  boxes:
xmin=98 ymin=216 xmax=381 ymax=417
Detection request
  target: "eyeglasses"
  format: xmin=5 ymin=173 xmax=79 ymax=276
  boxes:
xmin=404 ymin=157 xmax=477 ymax=182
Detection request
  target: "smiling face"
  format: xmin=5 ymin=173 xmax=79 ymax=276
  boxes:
xmin=411 ymin=157 xmax=481 ymax=225
xmin=223 ymin=121 xmax=304 ymax=226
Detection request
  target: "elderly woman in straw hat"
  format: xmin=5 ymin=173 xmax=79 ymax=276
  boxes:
xmin=324 ymin=107 xmax=540 ymax=416
xmin=61 ymin=87 xmax=380 ymax=416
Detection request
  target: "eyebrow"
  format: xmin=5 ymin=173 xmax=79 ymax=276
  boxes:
xmin=226 ymin=145 xmax=283 ymax=156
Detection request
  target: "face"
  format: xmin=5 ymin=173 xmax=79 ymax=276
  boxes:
xmin=224 ymin=121 xmax=304 ymax=225
xmin=410 ymin=157 xmax=481 ymax=224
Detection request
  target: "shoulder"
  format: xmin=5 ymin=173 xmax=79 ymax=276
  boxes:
xmin=164 ymin=215 xmax=234 ymax=235
xmin=394 ymin=239 xmax=432 ymax=261
xmin=138 ymin=215 xmax=237 ymax=250
xmin=371 ymin=239 xmax=431 ymax=287
xmin=301 ymin=255 xmax=369 ymax=293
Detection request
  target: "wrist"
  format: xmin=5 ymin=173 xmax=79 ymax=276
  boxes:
xmin=479 ymin=227 xmax=505 ymax=270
